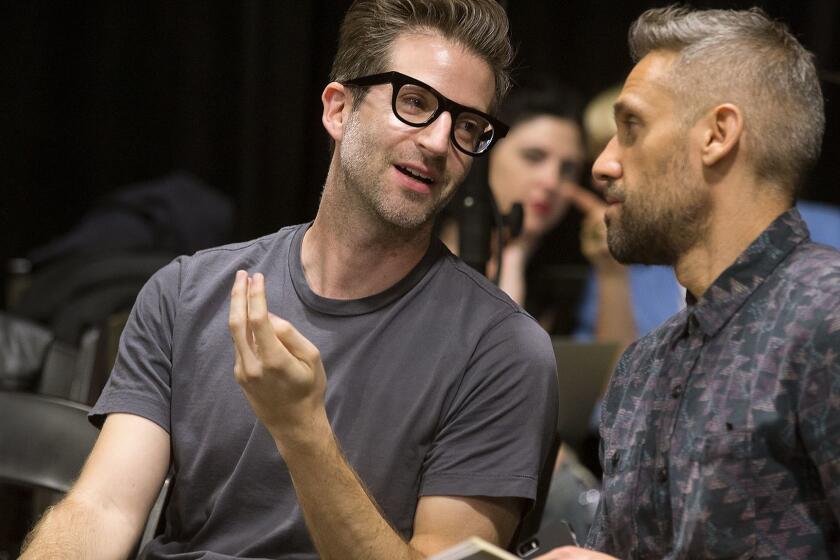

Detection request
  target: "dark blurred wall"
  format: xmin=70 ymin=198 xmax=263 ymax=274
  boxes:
xmin=508 ymin=0 xmax=840 ymax=205
xmin=2 ymin=0 xmax=838 ymax=304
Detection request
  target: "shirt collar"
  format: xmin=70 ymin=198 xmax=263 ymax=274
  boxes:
xmin=688 ymin=207 xmax=810 ymax=337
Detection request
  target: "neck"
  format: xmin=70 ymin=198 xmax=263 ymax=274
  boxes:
xmin=301 ymin=168 xmax=433 ymax=300
xmin=674 ymin=177 xmax=790 ymax=299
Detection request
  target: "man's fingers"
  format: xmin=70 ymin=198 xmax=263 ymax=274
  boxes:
xmin=229 ymin=270 xmax=255 ymax=357
xmin=247 ymin=273 xmax=289 ymax=361
xmin=582 ymin=207 xmax=607 ymax=230
xmin=232 ymin=271 xmax=316 ymax=377
xmin=269 ymin=313 xmax=321 ymax=366
xmin=232 ymin=349 xmax=245 ymax=383
xmin=229 ymin=270 xmax=261 ymax=372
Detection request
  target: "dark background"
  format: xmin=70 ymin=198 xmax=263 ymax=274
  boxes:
xmin=3 ymin=0 xmax=839 ymax=304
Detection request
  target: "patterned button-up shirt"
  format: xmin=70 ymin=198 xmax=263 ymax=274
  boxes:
xmin=586 ymin=209 xmax=840 ymax=559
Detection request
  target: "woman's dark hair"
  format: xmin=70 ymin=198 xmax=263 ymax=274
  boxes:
xmin=501 ymin=80 xmax=588 ymax=335
xmin=497 ymin=79 xmax=586 ymax=147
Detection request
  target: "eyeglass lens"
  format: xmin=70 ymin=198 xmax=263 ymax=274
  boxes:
xmin=394 ymin=83 xmax=494 ymax=154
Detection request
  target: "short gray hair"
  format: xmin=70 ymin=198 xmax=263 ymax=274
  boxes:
xmin=629 ymin=5 xmax=824 ymax=193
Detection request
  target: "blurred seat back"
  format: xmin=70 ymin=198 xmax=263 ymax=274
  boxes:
xmin=0 ymin=390 xmax=96 ymax=555
xmin=0 ymin=390 xmax=96 ymax=494
xmin=0 ymin=391 xmax=169 ymax=558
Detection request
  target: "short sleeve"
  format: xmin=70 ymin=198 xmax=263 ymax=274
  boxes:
xmin=89 ymin=257 xmax=182 ymax=433
xmin=419 ymin=311 xmax=558 ymax=504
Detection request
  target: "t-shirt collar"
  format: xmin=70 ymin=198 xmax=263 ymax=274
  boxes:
xmin=288 ymin=222 xmax=443 ymax=316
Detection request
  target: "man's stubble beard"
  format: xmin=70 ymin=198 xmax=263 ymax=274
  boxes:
xmin=607 ymin=150 xmax=711 ymax=266
xmin=338 ymin=110 xmax=460 ymax=232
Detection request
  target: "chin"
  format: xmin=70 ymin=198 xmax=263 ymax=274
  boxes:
xmin=529 ymin=214 xmax=558 ymax=235
xmin=520 ymin=224 xmax=546 ymax=241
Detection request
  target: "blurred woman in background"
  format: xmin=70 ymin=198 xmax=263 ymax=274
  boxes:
xmin=439 ymin=81 xmax=588 ymax=330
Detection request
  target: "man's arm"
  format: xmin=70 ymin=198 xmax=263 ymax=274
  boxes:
xmin=20 ymin=413 xmax=170 ymax=559
xmin=280 ymin=414 xmax=523 ymax=558
xmin=229 ymin=271 xmax=525 ymax=558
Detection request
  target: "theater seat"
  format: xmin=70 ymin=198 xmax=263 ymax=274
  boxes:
xmin=0 ymin=390 xmax=168 ymax=557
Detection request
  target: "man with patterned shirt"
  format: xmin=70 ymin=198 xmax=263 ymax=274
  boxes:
xmin=538 ymin=5 xmax=840 ymax=560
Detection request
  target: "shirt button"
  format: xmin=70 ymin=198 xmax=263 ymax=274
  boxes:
xmin=657 ymin=467 xmax=668 ymax=483
xmin=671 ymin=385 xmax=683 ymax=399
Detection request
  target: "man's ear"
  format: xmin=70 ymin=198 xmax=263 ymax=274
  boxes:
xmin=322 ymin=82 xmax=351 ymax=142
xmin=701 ymin=103 xmax=743 ymax=167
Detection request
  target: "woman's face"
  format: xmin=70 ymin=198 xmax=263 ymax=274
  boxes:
xmin=489 ymin=115 xmax=585 ymax=238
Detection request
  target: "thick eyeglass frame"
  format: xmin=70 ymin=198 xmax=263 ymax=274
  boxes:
xmin=342 ymin=71 xmax=509 ymax=157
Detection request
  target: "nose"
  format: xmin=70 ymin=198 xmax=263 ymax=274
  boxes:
xmin=416 ymin=111 xmax=453 ymax=157
xmin=591 ymin=135 xmax=622 ymax=191
xmin=536 ymin=162 xmax=564 ymax=197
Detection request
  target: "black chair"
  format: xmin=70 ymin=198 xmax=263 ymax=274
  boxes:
xmin=0 ymin=390 xmax=168 ymax=557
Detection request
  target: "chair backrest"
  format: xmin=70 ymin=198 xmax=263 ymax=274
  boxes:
xmin=134 ymin=474 xmax=171 ymax=556
xmin=0 ymin=390 xmax=97 ymax=494
xmin=0 ymin=391 xmax=169 ymax=558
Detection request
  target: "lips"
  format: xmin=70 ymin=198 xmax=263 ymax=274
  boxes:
xmin=605 ymin=185 xmax=625 ymax=204
xmin=530 ymin=201 xmax=552 ymax=216
xmin=395 ymin=164 xmax=434 ymax=185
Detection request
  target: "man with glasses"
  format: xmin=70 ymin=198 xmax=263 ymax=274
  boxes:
xmin=21 ymin=1 xmax=558 ymax=559
xmin=342 ymin=71 xmax=509 ymax=157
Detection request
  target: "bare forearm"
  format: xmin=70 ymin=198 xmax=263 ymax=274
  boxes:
xmin=21 ymin=494 xmax=139 ymax=560
xmin=277 ymin=414 xmax=425 ymax=560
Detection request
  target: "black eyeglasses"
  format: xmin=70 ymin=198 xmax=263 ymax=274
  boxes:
xmin=342 ymin=71 xmax=509 ymax=157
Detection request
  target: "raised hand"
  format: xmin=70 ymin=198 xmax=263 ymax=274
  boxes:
xmin=228 ymin=270 xmax=327 ymax=444
xmin=565 ymin=184 xmax=623 ymax=274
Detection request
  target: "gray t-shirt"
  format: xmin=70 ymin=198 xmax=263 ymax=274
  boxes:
xmin=92 ymin=223 xmax=558 ymax=559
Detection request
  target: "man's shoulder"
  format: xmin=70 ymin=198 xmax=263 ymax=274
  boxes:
xmin=609 ymin=309 xmax=687 ymax=380
xmin=433 ymin=249 xmax=522 ymax=312
xmin=170 ymin=224 xmax=303 ymax=280
xmin=442 ymin=252 xmax=543 ymax=314
xmin=141 ymin=224 xmax=303 ymax=303
xmin=429 ymin=250 xmax=551 ymax=350
xmin=186 ymin=224 xmax=302 ymax=266
xmin=781 ymin=240 xmax=840 ymax=298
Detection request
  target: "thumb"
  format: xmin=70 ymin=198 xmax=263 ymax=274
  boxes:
xmin=269 ymin=313 xmax=321 ymax=366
